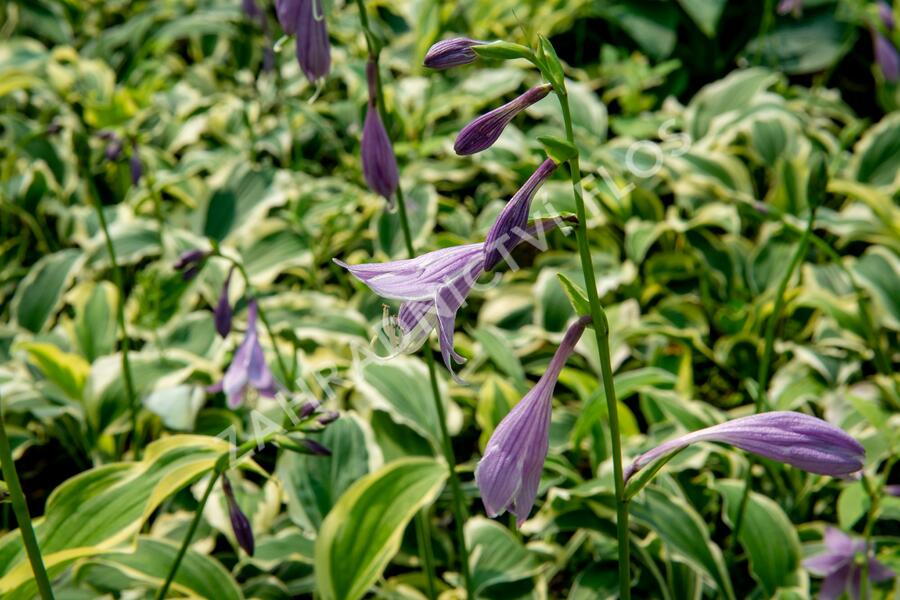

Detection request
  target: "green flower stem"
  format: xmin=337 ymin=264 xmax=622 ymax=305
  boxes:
xmin=77 ymin=140 xmax=141 ymax=459
xmin=0 ymin=397 xmax=55 ymax=600
xmin=555 ymin=87 xmax=631 ymax=600
xmin=731 ymin=207 xmax=817 ymax=550
xmin=354 ymin=1 xmax=468 ymax=595
xmin=414 ymin=510 xmax=437 ymax=600
xmin=860 ymin=454 xmax=896 ymax=599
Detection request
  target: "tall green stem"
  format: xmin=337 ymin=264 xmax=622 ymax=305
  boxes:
xmin=77 ymin=140 xmax=141 ymax=459
xmin=556 ymin=89 xmax=631 ymax=599
xmin=0 ymin=399 xmax=55 ymax=599
xmin=731 ymin=207 xmax=817 ymax=547
xmin=354 ymin=1 xmax=469 ymax=595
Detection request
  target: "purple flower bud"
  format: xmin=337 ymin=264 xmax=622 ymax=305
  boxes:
xmin=483 ymin=158 xmax=557 ymax=270
xmin=424 ymin=37 xmax=483 ymax=70
xmin=873 ymin=31 xmax=900 ymax=83
xmin=104 ymin=137 xmax=123 ymax=162
xmin=777 ymin=0 xmax=803 ymax=16
xmin=298 ymin=401 xmax=318 ymax=419
xmin=885 ymin=484 xmax=900 ymax=497
xmin=475 ymin=316 xmax=591 ymax=525
xmin=222 ymin=476 xmax=254 ymax=556
xmin=361 ymin=60 xmax=399 ymax=206
xmin=275 ymin=0 xmax=331 ymax=82
xmin=175 ymin=249 xmax=208 ymax=281
xmin=879 ymin=1 xmax=895 ymax=30
xmin=455 ymin=84 xmax=552 ymax=155
xmin=300 ymin=438 xmax=332 ymax=456
xmin=317 ymin=410 xmax=339 ymax=425
xmin=215 ymin=268 xmax=234 ymax=337
xmin=263 ymin=45 xmax=275 ymax=72
xmin=625 ymin=411 xmax=865 ymax=483
xmin=129 ymin=143 xmax=142 ymax=186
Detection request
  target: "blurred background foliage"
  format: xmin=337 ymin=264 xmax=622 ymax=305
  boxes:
xmin=1 ymin=0 xmax=899 ymax=598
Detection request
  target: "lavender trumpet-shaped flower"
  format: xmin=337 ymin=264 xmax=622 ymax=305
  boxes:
xmin=215 ymin=268 xmax=234 ymax=337
xmin=361 ymin=60 xmax=399 ymax=206
xmin=455 ymin=84 xmax=552 ymax=155
xmin=275 ymin=0 xmax=331 ymax=82
xmin=209 ymin=300 xmax=278 ymax=408
xmin=174 ymin=249 xmax=208 ymax=281
xmin=424 ymin=37 xmax=483 ymax=69
xmin=624 ymin=411 xmax=865 ymax=483
xmin=804 ymin=528 xmax=894 ymax=600
xmin=222 ymin=475 xmax=255 ymax=556
xmin=483 ymin=158 xmax=557 ymax=270
xmin=475 ymin=316 xmax=591 ymax=525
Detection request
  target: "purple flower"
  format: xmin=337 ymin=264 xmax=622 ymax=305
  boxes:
xmin=804 ymin=528 xmax=894 ymax=600
xmin=361 ymin=60 xmax=399 ymax=205
xmin=336 ymin=220 xmax=562 ymax=378
xmin=104 ymin=136 xmax=123 ymax=162
xmin=483 ymin=158 xmax=557 ymax=270
xmin=209 ymin=300 xmax=278 ymax=408
xmin=129 ymin=143 xmax=142 ymax=186
xmin=424 ymin=37 xmax=483 ymax=69
xmin=777 ymin=0 xmax=803 ymax=16
xmin=624 ymin=411 xmax=865 ymax=483
xmin=454 ymin=84 xmax=552 ymax=155
xmin=275 ymin=0 xmax=331 ymax=82
xmin=174 ymin=249 xmax=208 ymax=281
xmin=879 ymin=1 xmax=895 ymax=30
xmin=475 ymin=316 xmax=591 ymax=525
xmin=873 ymin=31 xmax=900 ymax=82
xmin=215 ymin=268 xmax=234 ymax=338
xmin=222 ymin=475 xmax=254 ymax=556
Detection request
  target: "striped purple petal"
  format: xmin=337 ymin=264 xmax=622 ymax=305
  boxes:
xmin=276 ymin=0 xmax=330 ymax=81
xmin=219 ymin=300 xmax=277 ymax=408
xmin=361 ymin=61 xmax=399 ymax=204
xmin=454 ymin=84 xmax=552 ymax=155
xmin=424 ymin=37 xmax=483 ymax=69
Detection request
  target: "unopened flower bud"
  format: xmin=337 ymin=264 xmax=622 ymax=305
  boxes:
xmin=424 ymin=37 xmax=482 ymax=70
xmin=454 ymin=84 xmax=551 ymax=155
xmin=222 ymin=475 xmax=254 ymax=556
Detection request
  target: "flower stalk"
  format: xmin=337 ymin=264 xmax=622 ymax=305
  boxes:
xmin=553 ymin=72 xmax=631 ymax=599
xmin=354 ymin=0 xmax=469 ymax=595
xmin=0 ymin=396 xmax=55 ymax=600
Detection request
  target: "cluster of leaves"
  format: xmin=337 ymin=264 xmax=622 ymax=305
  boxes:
xmin=1 ymin=0 xmax=898 ymax=598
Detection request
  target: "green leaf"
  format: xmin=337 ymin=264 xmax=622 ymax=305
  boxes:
xmin=68 ymin=282 xmax=118 ymax=362
xmin=537 ymin=135 xmax=577 ymax=164
xmin=471 ymin=326 xmax=526 ymax=387
xmin=278 ymin=414 xmax=379 ymax=530
xmin=837 ymin=481 xmax=870 ymax=530
xmin=715 ymin=480 xmax=801 ymax=595
xmin=557 ymin=273 xmax=591 ymax=316
xmin=466 ymin=517 xmax=541 ymax=594
xmin=12 ymin=248 xmax=82 ymax=333
xmin=314 ymin=458 xmax=448 ymax=600
xmin=742 ymin=12 xmax=852 ymax=76
xmin=676 ymin=0 xmax=726 ymax=37
xmin=18 ymin=342 xmax=90 ymax=401
xmin=471 ymin=41 xmax=535 ymax=62
xmin=632 ymin=487 xmax=735 ymax=600
xmin=852 ymin=112 xmax=900 ymax=188
xmin=537 ymin=36 xmax=565 ymax=90
xmin=75 ymin=536 xmax=242 ymax=600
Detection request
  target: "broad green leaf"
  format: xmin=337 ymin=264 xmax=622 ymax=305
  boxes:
xmin=314 ymin=458 xmax=448 ymax=600
xmin=852 ymin=112 xmax=900 ymax=187
xmin=715 ymin=480 xmax=801 ymax=595
xmin=742 ymin=12 xmax=851 ymax=75
xmin=676 ymin=0 xmax=726 ymax=37
xmin=471 ymin=326 xmax=526 ymax=387
xmin=12 ymin=248 xmax=82 ymax=333
xmin=632 ymin=487 xmax=734 ymax=600
xmin=837 ymin=481 xmax=870 ymax=530
xmin=18 ymin=342 xmax=90 ymax=401
xmin=278 ymin=414 xmax=380 ymax=530
xmin=67 ymin=282 xmax=118 ymax=361
xmin=466 ymin=517 xmax=541 ymax=594
xmin=75 ymin=536 xmax=242 ymax=600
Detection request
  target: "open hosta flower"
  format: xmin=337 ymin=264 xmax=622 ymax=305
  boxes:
xmin=275 ymin=0 xmax=331 ymax=81
xmin=454 ymin=84 xmax=552 ymax=155
xmin=361 ymin=60 xmax=399 ymax=205
xmin=475 ymin=316 xmax=591 ymax=525
xmin=424 ymin=37 xmax=483 ymax=69
xmin=337 ymin=219 xmax=563 ymax=377
xmin=624 ymin=411 xmax=865 ymax=483
xmin=804 ymin=528 xmax=894 ymax=599
xmin=483 ymin=157 xmax=557 ymax=270
xmin=209 ymin=300 xmax=277 ymax=408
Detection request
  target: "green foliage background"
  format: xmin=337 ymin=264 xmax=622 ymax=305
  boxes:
xmin=1 ymin=0 xmax=899 ymax=598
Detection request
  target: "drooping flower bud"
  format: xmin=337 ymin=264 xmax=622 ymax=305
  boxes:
xmin=174 ymin=249 xmax=208 ymax=281
xmin=483 ymin=158 xmax=558 ymax=270
xmin=300 ymin=438 xmax=332 ymax=456
xmin=104 ymin=135 xmax=124 ymax=162
xmin=361 ymin=60 xmax=399 ymax=206
xmin=129 ymin=143 xmax=143 ymax=186
xmin=873 ymin=31 xmax=900 ymax=83
xmin=624 ymin=411 xmax=865 ymax=483
xmin=275 ymin=0 xmax=331 ymax=82
xmin=215 ymin=268 xmax=234 ymax=337
xmin=454 ymin=84 xmax=552 ymax=155
xmin=317 ymin=410 xmax=339 ymax=425
xmin=424 ymin=37 xmax=482 ymax=70
xmin=222 ymin=475 xmax=254 ymax=556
